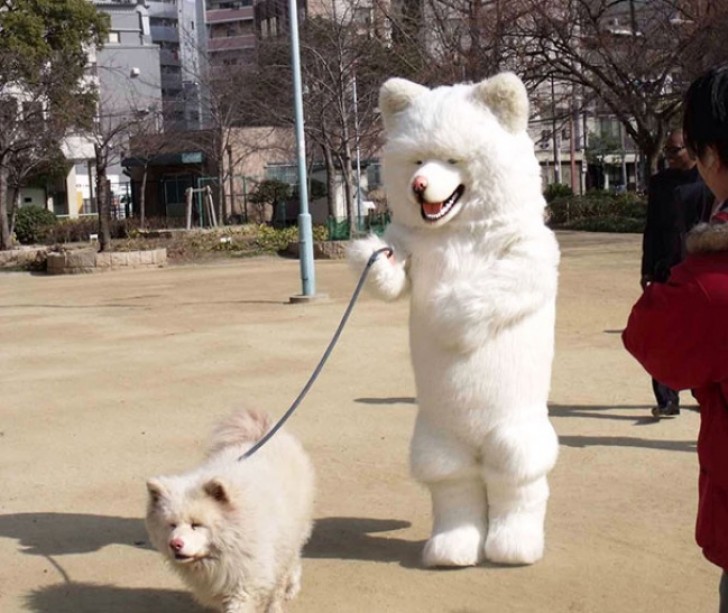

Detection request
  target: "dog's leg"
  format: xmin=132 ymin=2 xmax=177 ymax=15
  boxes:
xmin=283 ymin=560 xmax=302 ymax=600
xmin=222 ymin=593 xmax=258 ymax=613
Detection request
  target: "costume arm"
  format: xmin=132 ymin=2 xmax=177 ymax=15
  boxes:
xmin=428 ymin=228 xmax=559 ymax=350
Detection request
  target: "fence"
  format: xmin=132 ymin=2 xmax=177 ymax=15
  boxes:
xmin=326 ymin=212 xmax=390 ymax=241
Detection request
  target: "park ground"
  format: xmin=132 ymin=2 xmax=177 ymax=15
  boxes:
xmin=0 ymin=231 xmax=716 ymax=612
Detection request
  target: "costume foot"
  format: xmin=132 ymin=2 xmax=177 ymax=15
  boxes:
xmin=423 ymin=525 xmax=485 ymax=567
xmin=484 ymin=512 xmax=544 ymax=565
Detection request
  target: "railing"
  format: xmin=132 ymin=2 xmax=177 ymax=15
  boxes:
xmin=207 ymin=34 xmax=256 ymax=51
xmin=206 ymin=7 xmax=254 ymax=23
xmin=326 ymin=213 xmax=390 ymax=241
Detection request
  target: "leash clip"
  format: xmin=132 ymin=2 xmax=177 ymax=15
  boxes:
xmin=367 ymin=246 xmax=393 ymax=267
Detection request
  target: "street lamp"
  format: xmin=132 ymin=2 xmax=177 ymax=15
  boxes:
xmin=287 ymin=0 xmax=319 ymax=302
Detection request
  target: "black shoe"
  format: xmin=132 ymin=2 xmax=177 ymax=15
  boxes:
xmin=651 ymin=403 xmax=680 ymax=418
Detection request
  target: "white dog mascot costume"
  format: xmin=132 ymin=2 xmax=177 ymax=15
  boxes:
xmin=348 ymin=73 xmax=560 ymax=567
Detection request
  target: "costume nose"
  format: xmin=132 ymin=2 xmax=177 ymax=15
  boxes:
xmin=170 ymin=538 xmax=184 ymax=552
xmin=412 ymin=175 xmax=428 ymax=194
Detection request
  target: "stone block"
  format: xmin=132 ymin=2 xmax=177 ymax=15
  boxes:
xmin=110 ymin=252 xmax=128 ymax=268
xmin=95 ymin=253 xmax=112 ymax=269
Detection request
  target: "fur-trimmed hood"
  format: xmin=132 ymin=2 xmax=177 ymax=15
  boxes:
xmin=686 ymin=222 xmax=728 ymax=255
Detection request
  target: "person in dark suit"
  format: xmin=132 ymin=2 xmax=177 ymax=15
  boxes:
xmin=640 ymin=129 xmax=711 ymax=418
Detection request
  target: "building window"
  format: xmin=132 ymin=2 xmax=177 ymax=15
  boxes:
xmin=107 ymin=31 xmax=120 ymax=44
xmin=266 ymin=164 xmax=298 ymax=186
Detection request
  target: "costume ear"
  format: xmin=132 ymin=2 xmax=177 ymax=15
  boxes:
xmin=379 ymin=78 xmax=429 ymax=129
xmin=203 ymin=478 xmax=231 ymax=505
xmin=472 ymin=72 xmax=529 ymax=133
xmin=146 ymin=478 xmax=168 ymax=506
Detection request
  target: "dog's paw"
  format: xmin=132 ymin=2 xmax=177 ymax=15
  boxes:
xmin=422 ymin=525 xmax=485 ymax=568
xmin=484 ymin=510 xmax=545 ymax=565
xmin=284 ymin=562 xmax=302 ymax=600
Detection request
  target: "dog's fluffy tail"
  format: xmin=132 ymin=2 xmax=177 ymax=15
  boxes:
xmin=207 ymin=408 xmax=272 ymax=456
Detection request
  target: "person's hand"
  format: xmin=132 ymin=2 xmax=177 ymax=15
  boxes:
xmin=640 ymin=275 xmax=653 ymax=291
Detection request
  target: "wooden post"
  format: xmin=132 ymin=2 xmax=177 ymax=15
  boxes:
xmin=206 ymin=186 xmax=218 ymax=227
xmin=185 ymin=187 xmax=193 ymax=230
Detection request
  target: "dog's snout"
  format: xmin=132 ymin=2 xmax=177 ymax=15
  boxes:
xmin=412 ymin=175 xmax=428 ymax=194
xmin=170 ymin=537 xmax=184 ymax=552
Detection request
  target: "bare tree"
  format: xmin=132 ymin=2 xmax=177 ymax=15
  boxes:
xmin=244 ymin=0 xmax=422 ymax=222
xmin=513 ymin=0 xmax=728 ymax=174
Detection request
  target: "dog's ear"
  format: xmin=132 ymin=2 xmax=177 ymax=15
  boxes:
xmin=147 ymin=478 xmax=168 ymax=506
xmin=203 ymin=478 xmax=230 ymax=505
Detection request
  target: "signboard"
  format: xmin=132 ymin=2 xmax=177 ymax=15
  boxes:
xmin=181 ymin=152 xmax=203 ymax=164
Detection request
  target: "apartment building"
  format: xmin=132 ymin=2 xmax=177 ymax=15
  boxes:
xmin=146 ymin=0 xmax=208 ymax=129
xmin=59 ymin=0 xmax=163 ymax=218
xmin=206 ymin=0 xmax=257 ymax=66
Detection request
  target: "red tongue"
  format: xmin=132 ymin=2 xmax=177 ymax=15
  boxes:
xmin=422 ymin=202 xmax=444 ymax=216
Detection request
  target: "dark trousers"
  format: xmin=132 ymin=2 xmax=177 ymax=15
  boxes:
xmin=652 ymin=378 xmax=679 ymax=408
xmin=721 ymin=571 xmax=728 ymax=613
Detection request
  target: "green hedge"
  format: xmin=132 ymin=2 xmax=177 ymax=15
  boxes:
xmin=14 ymin=206 xmax=57 ymax=245
xmin=547 ymin=191 xmax=646 ymax=232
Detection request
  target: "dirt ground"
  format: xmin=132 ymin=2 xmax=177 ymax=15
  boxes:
xmin=0 ymin=231 xmax=717 ymax=613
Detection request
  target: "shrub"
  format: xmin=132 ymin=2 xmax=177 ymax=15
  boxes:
xmin=562 ymin=215 xmax=645 ymax=233
xmin=255 ymin=224 xmax=329 ymax=252
xmin=547 ymin=191 xmax=646 ymax=229
xmin=43 ymin=217 xmax=138 ymax=244
xmin=14 ymin=206 xmax=57 ymax=245
xmin=543 ymin=183 xmax=573 ymax=203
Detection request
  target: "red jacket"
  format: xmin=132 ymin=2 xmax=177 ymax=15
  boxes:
xmin=623 ymin=222 xmax=728 ymax=571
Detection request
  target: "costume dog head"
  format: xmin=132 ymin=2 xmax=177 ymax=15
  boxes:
xmin=378 ymin=73 xmax=545 ymax=230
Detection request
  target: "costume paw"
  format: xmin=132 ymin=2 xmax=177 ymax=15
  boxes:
xmin=422 ymin=524 xmax=485 ymax=567
xmin=484 ymin=510 xmax=544 ymax=565
xmin=347 ymin=235 xmax=408 ymax=301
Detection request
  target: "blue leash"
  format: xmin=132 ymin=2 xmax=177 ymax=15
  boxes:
xmin=239 ymin=246 xmax=393 ymax=461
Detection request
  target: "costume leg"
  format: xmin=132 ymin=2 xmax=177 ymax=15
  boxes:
xmin=482 ymin=475 xmax=549 ymax=565
xmin=410 ymin=414 xmax=486 ymax=567
xmin=481 ymin=416 xmax=558 ymax=565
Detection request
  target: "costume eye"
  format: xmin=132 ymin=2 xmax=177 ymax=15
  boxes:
xmin=447 ymin=159 xmax=458 ymax=165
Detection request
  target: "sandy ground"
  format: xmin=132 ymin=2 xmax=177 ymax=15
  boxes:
xmin=0 ymin=231 xmax=717 ymax=613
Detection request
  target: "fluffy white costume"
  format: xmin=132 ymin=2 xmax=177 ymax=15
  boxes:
xmin=349 ymin=73 xmax=560 ymax=567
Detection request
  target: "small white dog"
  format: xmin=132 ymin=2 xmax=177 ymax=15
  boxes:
xmin=145 ymin=409 xmax=316 ymax=613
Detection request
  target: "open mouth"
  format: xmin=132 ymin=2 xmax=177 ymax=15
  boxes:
xmin=418 ymin=185 xmax=465 ymax=223
xmin=173 ymin=553 xmax=200 ymax=563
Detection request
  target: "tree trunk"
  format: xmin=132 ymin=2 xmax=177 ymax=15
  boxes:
xmin=95 ymin=146 xmax=112 ymax=252
xmin=218 ymin=171 xmax=227 ymax=224
xmin=140 ymin=164 xmax=148 ymax=230
xmin=0 ymin=164 xmax=11 ymax=250
xmin=322 ymin=145 xmax=337 ymax=218
xmin=9 ymin=186 xmax=21 ymax=238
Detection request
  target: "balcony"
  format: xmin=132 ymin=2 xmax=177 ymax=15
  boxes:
xmin=207 ymin=34 xmax=256 ymax=52
xmin=206 ymin=7 xmax=254 ymax=24
xmin=150 ymin=26 xmax=179 ymax=43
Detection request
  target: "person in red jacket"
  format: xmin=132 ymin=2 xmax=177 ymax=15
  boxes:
xmin=623 ymin=64 xmax=728 ymax=612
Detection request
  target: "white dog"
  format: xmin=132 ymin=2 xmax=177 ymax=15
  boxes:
xmin=349 ymin=73 xmax=560 ymax=567
xmin=145 ymin=409 xmax=316 ymax=612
